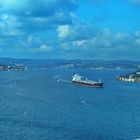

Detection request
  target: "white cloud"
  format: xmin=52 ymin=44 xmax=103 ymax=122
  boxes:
xmin=57 ymin=22 xmax=96 ymax=41
xmin=35 ymin=44 xmax=53 ymax=53
xmin=0 ymin=0 xmax=78 ymax=17
xmin=134 ymin=30 xmax=140 ymax=45
xmin=114 ymin=32 xmax=128 ymax=40
xmin=73 ymin=40 xmax=86 ymax=46
xmin=59 ymin=39 xmax=88 ymax=51
xmin=0 ymin=14 xmax=22 ymax=37
xmin=135 ymin=31 xmax=140 ymax=37
xmin=135 ymin=38 xmax=140 ymax=45
xmin=57 ymin=25 xmax=70 ymax=38
xmin=58 ymin=25 xmax=140 ymax=55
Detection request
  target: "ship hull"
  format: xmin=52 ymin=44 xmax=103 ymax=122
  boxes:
xmin=72 ymin=80 xmax=103 ymax=88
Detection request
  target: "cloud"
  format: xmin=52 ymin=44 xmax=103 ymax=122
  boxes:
xmin=57 ymin=25 xmax=70 ymax=38
xmin=0 ymin=0 xmax=78 ymax=58
xmin=0 ymin=0 xmax=78 ymax=17
xmin=73 ymin=40 xmax=86 ymax=46
xmin=134 ymin=31 xmax=140 ymax=45
xmin=58 ymin=25 xmax=133 ymax=49
xmin=33 ymin=44 xmax=53 ymax=53
xmin=0 ymin=0 xmax=78 ymax=39
xmin=0 ymin=14 xmax=22 ymax=37
xmin=60 ymin=40 xmax=87 ymax=52
xmin=0 ymin=0 xmax=140 ymax=60
xmin=56 ymin=20 xmax=140 ymax=60
xmin=57 ymin=22 xmax=96 ymax=41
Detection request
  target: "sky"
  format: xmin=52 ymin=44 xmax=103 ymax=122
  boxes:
xmin=0 ymin=0 xmax=140 ymax=60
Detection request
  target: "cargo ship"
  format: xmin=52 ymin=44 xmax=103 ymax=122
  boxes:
xmin=72 ymin=74 xmax=103 ymax=88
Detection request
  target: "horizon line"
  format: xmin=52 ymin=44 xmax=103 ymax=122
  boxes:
xmin=0 ymin=57 xmax=140 ymax=62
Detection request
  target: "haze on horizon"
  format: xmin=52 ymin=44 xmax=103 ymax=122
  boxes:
xmin=0 ymin=0 xmax=140 ymax=60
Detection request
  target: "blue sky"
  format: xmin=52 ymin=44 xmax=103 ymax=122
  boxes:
xmin=0 ymin=0 xmax=140 ymax=60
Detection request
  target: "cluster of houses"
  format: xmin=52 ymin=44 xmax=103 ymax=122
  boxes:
xmin=0 ymin=64 xmax=26 ymax=71
xmin=117 ymin=70 xmax=140 ymax=82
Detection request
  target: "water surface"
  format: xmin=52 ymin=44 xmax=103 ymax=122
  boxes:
xmin=0 ymin=69 xmax=140 ymax=140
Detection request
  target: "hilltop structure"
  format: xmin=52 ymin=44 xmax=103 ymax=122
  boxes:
xmin=117 ymin=70 xmax=140 ymax=82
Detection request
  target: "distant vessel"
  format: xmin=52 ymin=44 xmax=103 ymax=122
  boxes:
xmin=72 ymin=74 xmax=103 ymax=88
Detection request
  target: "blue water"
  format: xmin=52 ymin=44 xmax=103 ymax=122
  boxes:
xmin=0 ymin=68 xmax=140 ymax=140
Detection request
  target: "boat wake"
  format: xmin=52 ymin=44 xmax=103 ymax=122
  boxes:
xmin=53 ymin=75 xmax=71 ymax=83
xmin=57 ymin=78 xmax=72 ymax=83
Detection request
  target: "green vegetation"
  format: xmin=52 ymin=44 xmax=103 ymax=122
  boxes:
xmin=118 ymin=70 xmax=140 ymax=82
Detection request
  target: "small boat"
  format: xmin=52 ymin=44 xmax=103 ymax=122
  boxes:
xmin=72 ymin=74 xmax=103 ymax=88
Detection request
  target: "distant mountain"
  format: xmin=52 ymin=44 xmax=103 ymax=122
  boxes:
xmin=0 ymin=58 xmax=140 ymax=70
